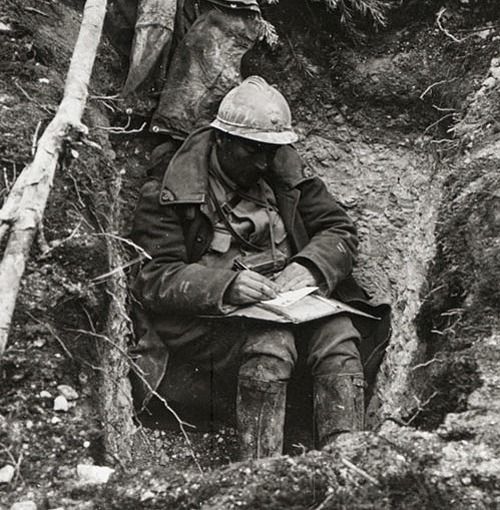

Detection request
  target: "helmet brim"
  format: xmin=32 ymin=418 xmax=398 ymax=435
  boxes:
xmin=210 ymin=120 xmax=298 ymax=145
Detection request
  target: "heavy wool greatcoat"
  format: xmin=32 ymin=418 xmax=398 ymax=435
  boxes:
xmin=130 ymin=127 xmax=390 ymax=406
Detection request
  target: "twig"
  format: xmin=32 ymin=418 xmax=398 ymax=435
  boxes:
xmin=0 ymin=442 xmax=24 ymax=484
xmin=81 ymin=138 xmax=103 ymax=151
xmin=23 ymin=6 xmax=50 ymax=17
xmin=91 ymin=255 xmax=145 ymax=283
xmin=13 ymin=451 xmax=23 ymax=484
xmin=67 ymin=171 xmax=85 ymax=208
xmin=97 ymin=116 xmax=131 ymax=131
xmin=411 ymin=357 xmax=444 ymax=371
xmin=430 ymin=138 xmax=457 ymax=145
xmin=31 ymin=121 xmax=42 ymax=156
xmin=82 ymin=305 xmax=97 ymax=333
xmin=13 ymin=81 xmax=53 ymax=114
xmin=38 ymin=219 xmax=82 ymax=259
xmin=25 ymin=312 xmax=74 ymax=360
xmin=96 ymin=121 xmax=147 ymax=135
xmin=92 ymin=232 xmax=152 ymax=259
xmin=419 ymin=79 xmax=456 ymax=100
xmin=404 ymin=391 xmax=439 ymax=426
xmin=13 ymin=81 xmax=34 ymax=102
xmin=436 ymin=8 xmax=465 ymax=43
xmin=423 ymin=113 xmax=455 ymax=135
xmin=432 ymin=105 xmax=456 ymax=113
xmin=457 ymin=24 xmax=500 ymax=34
xmin=341 ymin=457 xmax=381 ymax=486
xmin=315 ymin=492 xmax=335 ymax=510
xmin=89 ymin=94 xmax=121 ymax=100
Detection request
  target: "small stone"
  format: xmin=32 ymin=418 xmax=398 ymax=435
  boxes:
xmin=10 ymin=502 xmax=37 ymax=510
xmin=53 ymin=396 xmax=69 ymax=412
xmin=77 ymin=464 xmax=115 ymax=485
xmin=57 ymin=385 xmax=79 ymax=401
xmin=83 ymin=441 xmax=90 ymax=448
xmin=40 ymin=390 xmax=52 ymax=399
xmin=51 ymin=417 xmax=61 ymax=425
xmin=38 ymin=78 xmax=50 ymax=84
xmin=0 ymin=22 xmax=13 ymax=33
xmin=140 ymin=490 xmax=155 ymax=502
xmin=0 ymin=464 xmax=15 ymax=483
xmin=33 ymin=338 xmax=46 ymax=348
xmin=12 ymin=372 xmax=26 ymax=382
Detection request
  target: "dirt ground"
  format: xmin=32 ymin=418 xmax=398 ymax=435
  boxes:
xmin=1 ymin=0 xmax=500 ymax=508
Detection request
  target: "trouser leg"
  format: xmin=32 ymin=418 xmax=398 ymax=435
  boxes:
xmin=305 ymin=315 xmax=365 ymax=448
xmin=237 ymin=325 xmax=297 ymax=460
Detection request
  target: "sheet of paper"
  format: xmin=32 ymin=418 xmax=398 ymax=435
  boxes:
xmin=261 ymin=286 xmax=318 ymax=307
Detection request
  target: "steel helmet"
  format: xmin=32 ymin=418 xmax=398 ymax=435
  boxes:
xmin=210 ymin=76 xmax=298 ymax=145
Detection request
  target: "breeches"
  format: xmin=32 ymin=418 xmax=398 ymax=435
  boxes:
xmin=239 ymin=315 xmax=363 ymax=383
xmin=157 ymin=314 xmax=363 ymax=405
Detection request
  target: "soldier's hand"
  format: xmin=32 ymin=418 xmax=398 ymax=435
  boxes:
xmin=274 ymin=262 xmax=318 ymax=292
xmin=226 ymin=270 xmax=278 ymax=305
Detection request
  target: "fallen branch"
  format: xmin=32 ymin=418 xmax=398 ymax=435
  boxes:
xmin=0 ymin=0 xmax=108 ymax=357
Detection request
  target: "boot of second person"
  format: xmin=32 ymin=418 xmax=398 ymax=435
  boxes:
xmin=314 ymin=373 xmax=365 ymax=449
xmin=236 ymin=377 xmax=287 ymax=460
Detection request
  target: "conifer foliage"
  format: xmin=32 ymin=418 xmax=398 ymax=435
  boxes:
xmin=322 ymin=0 xmax=392 ymax=38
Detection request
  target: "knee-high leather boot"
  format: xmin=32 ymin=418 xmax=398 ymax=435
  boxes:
xmin=236 ymin=377 xmax=287 ymax=460
xmin=313 ymin=374 xmax=365 ymax=448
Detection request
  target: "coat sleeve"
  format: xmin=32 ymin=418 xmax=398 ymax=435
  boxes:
xmin=130 ymin=178 xmax=238 ymax=315
xmin=290 ymin=176 xmax=359 ymax=295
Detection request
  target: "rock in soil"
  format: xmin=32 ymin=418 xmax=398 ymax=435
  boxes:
xmin=0 ymin=464 xmax=15 ymax=483
xmin=76 ymin=464 xmax=115 ymax=485
xmin=56 ymin=385 xmax=79 ymax=401
xmin=53 ymin=396 xmax=69 ymax=412
xmin=10 ymin=502 xmax=37 ymax=510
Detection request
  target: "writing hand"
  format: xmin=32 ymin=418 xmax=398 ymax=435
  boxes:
xmin=226 ymin=270 xmax=278 ymax=305
xmin=274 ymin=262 xmax=318 ymax=292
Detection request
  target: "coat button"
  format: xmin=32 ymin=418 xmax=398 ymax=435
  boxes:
xmin=196 ymin=236 xmax=204 ymax=243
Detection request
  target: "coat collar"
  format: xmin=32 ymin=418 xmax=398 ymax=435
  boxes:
xmin=159 ymin=127 xmax=214 ymax=205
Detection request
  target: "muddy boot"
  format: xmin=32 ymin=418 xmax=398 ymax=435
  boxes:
xmin=313 ymin=374 xmax=365 ymax=448
xmin=236 ymin=377 xmax=287 ymax=460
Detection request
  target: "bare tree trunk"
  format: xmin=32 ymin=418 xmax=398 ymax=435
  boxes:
xmin=0 ymin=0 xmax=108 ymax=356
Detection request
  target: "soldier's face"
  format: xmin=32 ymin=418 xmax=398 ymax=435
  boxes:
xmin=216 ymin=134 xmax=279 ymax=189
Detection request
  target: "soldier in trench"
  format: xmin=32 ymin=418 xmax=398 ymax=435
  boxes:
xmin=130 ymin=76 xmax=389 ymax=458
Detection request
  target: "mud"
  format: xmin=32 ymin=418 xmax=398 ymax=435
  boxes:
xmin=1 ymin=0 xmax=500 ymax=508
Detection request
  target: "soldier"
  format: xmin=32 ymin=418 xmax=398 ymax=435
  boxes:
xmin=130 ymin=76 xmax=386 ymax=459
